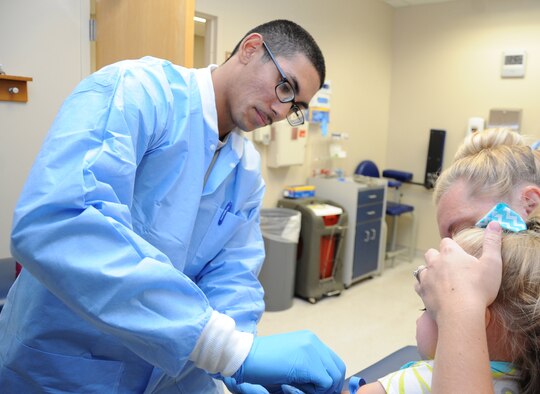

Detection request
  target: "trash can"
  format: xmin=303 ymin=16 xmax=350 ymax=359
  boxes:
xmin=259 ymin=208 xmax=301 ymax=311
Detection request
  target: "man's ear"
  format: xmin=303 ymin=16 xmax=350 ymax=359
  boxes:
xmin=237 ymin=33 xmax=264 ymax=65
xmin=522 ymin=185 xmax=540 ymax=215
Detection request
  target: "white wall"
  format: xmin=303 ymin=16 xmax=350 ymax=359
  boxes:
xmin=0 ymin=0 xmax=89 ymax=257
xmin=387 ymin=0 xmax=540 ymax=251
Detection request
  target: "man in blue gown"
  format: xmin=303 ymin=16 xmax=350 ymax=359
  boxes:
xmin=0 ymin=19 xmax=345 ymax=393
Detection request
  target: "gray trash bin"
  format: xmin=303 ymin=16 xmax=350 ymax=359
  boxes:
xmin=259 ymin=208 xmax=301 ymax=311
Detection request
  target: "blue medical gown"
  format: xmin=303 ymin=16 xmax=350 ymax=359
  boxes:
xmin=0 ymin=57 xmax=266 ymax=392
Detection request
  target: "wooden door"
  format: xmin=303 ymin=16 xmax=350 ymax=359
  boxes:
xmin=94 ymin=0 xmax=194 ymax=70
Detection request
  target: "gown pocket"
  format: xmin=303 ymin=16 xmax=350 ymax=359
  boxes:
xmin=4 ymin=340 xmax=125 ymax=393
xmin=195 ymin=204 xmax=247 ymax=262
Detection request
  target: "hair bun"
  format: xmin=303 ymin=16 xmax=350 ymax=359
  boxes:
xmin=454 ymin=128 xmax=525 ymax=161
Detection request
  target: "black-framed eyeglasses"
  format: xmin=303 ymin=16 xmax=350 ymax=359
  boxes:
xmin=262 ymin=41 xmax=305 ymax=127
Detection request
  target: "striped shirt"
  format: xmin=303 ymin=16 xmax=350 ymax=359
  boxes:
xmin=377 ymin=360 xmax=519 ymax=393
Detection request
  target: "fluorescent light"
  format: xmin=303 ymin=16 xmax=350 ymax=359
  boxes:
xmin=194 ymin=16 xmax=206 ymax=23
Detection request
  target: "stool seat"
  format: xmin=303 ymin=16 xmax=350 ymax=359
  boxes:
xmin=386 ymin=201 xmax=414 ymax=216
xmin=387 ymin=180 xmax=402 ymax=188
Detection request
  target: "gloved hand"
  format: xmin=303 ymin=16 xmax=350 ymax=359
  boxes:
xmin=223 ymin=376 xmax=305 ymax=394
xmin=222 ymin=377 xmax=270 ymax=394
xmin=232 ymin=330 xmax=345 ymax=394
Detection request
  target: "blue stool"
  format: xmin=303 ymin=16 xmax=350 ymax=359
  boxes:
xmin=355 ymin=161 xmax=418 ymax=265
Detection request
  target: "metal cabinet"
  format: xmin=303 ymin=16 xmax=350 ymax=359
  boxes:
xmin=308 ymin=177 xmax=386 ymax=286
xmin=353 ymin=189 xmax=384 ymax=280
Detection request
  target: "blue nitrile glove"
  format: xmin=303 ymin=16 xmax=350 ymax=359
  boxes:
xmin=232 ymin=330 xmax=345 ymax=394
xmin=223 ymin=377 xmax=305 ymax=394
xmin=281 ymin=385 xmax=306 ymax=394
xmin=222 ymin=377 xmax=270 ymax=394
xmin=348 ymin=377 xmax=366 ymax=394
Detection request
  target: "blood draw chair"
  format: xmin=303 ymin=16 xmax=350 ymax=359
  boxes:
xmin=354 ymin=160 xmax=418 ymax=265
xmin=346 ymin=345 xmax=420 ymax=385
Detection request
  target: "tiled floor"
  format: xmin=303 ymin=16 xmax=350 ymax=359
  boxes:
xmin=256 ymin=257 xmax=423 ymax=380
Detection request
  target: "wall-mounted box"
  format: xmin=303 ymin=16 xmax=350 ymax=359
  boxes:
xmin=267 ymin=120 xmax=308 ymax=168
xmin=0 ymin=75 xmax=33 ymax=103
xmin=488 ymin=108 xmax=522 ymax=132
xmin=501 ymin=50 xmax=526 ymax=78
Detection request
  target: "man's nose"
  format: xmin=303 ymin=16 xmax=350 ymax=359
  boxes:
xmin=271 ymin=100 xmax=291 ymax=122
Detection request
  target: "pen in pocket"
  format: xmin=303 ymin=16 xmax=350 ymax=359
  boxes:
xmin=218 ymin=201 xmax=233 ymax=225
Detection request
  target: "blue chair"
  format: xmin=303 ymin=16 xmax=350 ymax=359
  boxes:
xmin=355 ymin=160 xmax=417 ymax=265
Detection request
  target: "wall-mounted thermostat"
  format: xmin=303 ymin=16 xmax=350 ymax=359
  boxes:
xmin=501 ymin=50 xmax=526 ymax=78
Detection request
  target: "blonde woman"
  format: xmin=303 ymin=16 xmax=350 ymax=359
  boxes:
xmin=418 ymin=128 xmax=540 ymax=393
xmin=350 ymin=204 xmax=540 ymax=393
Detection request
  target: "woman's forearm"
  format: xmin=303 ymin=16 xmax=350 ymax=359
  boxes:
xmin=432 ymin=307 xmax=493 ymax=394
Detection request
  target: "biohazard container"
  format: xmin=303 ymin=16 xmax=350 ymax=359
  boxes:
xmin=278 ymin=198 xmax=347 ymax=304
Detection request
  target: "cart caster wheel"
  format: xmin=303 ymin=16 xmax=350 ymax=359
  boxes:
xmin=326 ymin=289 xmax=341 ymax=297
xmin=308 ymin=297 xmax=317 ymax=304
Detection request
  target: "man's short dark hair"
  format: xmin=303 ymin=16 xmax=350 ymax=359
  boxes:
xmin=230 ymin=20 xmax=326 ymax=89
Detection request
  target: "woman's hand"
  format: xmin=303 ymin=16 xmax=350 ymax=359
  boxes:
xmin=415 ymin=221 xmax=502 ymax=321
xmin=414 ymin=221 xmax=502 ymax=394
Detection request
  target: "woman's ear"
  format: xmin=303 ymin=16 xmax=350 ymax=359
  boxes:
xmin=522 ymin=185 xmax=540 ymax=215
xmin=237 ymin=33 xmax=264 ymax=65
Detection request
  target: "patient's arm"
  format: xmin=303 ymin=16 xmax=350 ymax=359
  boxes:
xmin=417 ymin=222 xmax=502 ymax=394
xmin=357 ymin=382 xmax=385 ymax=394
xmin=342 ymin=381 xmax=385 ymax=394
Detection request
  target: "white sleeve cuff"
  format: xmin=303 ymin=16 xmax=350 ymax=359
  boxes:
xmin=188 ymin=311 xmax=254 ymax=377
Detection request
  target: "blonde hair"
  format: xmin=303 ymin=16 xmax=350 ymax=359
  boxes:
xmin=453 ymin=209 xmax=540 ymax=393
xmin=433 ymin=128 xmax=540 ymax=204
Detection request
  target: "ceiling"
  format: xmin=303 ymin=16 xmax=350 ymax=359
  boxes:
xmin=384 ymin=0 xmax=455 ymax=7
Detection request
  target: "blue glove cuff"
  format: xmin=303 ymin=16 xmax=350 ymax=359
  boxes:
xmin=348 ymin=376 xmax=367 ymax=394
xmin=232 ymin=363 xmax=245 ymax=384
